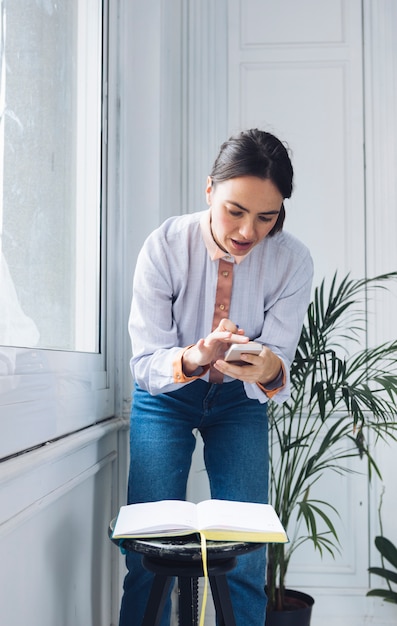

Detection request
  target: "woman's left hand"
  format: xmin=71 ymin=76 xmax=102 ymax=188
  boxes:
xmin=213 ymin=344 xmax=282 ymax=386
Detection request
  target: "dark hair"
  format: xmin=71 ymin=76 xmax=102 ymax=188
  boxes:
xmin=210 ymin=129 xmax=293 ymax=235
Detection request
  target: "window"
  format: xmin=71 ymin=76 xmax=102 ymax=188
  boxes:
xmin=0 ymin=0 xmax=102 ymax=352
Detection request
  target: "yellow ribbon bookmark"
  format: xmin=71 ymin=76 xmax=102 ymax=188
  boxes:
xmin=199 ymin=532 xmax=208 ymax=626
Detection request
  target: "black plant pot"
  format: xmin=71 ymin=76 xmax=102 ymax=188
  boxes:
xmin=266 ymin=589 xmax=314 ymax=626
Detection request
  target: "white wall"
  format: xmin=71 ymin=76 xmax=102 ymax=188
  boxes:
xmin=0 ymin=421 xmax=128 ymax=626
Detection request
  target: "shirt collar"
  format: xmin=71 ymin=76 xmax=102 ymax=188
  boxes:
xmin=199 ymin=209 xmax=251 ymax=265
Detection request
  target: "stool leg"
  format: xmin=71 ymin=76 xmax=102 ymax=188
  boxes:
xmin=209 ymin=575 xmax=236 ymax=626
xmin=141 ymin=574 xmax=174 ymax=626
xmin=192 ymin=577 xmax=199 ymax=625
xmin=178 ymin=576 xmax=198 ymax=626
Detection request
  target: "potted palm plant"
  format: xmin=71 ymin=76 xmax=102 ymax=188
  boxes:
xmin=367 ymin=492 xmax=397 ymax=605
xmin=266 ymin=271 xmax=397 ymax=625
xmin=367 ymin=535 xmax=397 ymax=605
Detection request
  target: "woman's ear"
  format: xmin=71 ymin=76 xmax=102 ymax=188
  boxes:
xmin=205 ymin=176 xmax=212 ymax=205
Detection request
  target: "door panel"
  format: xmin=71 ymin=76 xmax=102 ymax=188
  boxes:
xmin=228 ymin=0 xmax=365 ymax=286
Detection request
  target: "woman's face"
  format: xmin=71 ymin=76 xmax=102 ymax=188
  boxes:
xmin=206 ymin=175 xmax=283 ymax=257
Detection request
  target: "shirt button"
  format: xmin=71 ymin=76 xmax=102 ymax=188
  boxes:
xmin=219 ymin=304 xmax=225 ymax=311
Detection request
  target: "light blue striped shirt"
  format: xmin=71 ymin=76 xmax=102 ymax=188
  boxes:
xmin=128 ymin=209 xmax=313 ymax=403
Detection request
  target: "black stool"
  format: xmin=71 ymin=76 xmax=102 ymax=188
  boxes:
xmin=109 ymin=520 xmax=263 ymax=626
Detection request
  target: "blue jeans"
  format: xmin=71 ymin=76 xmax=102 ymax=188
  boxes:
xmin=119 ymin=379 xmax=269 ymax=626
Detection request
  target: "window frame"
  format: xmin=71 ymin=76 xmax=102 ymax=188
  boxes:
xmin=0 ymin=0 xmax=116 ymax=461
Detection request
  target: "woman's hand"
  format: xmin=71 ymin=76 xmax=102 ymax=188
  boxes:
xmin=182 ymin=318 xmax=249 ymax=376
xmin=213 ymin=344 xmax=282 ymax=386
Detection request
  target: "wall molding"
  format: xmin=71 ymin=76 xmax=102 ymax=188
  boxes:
xmin=363 ymin=0 xmax=397 ymax=266
xmin=160 ymin=0 xmax=229 ymax=218
xmin=0 ymin=450 xmax=117 ymax=539
xmin=363 ymin=0 xmax=397 ymax=344
xmin=0 ymin=417 xmax=125 ymax=485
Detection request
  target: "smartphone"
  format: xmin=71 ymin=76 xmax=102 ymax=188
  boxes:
xmin=224 ymin=341 xmax=262 ymax=364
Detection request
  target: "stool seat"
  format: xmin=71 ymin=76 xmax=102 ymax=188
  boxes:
xmin=116 ymin=534 xmax=264 ymax=559
xmin=109 ymin=519 xmax=263 ymax=626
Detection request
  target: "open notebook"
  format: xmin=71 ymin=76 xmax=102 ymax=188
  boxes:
xmin=112 ymin=499 xmax=288 ymax=543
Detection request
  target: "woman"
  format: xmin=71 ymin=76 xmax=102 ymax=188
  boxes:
xmin=119 ymin=129 xmax=313 ymax=625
